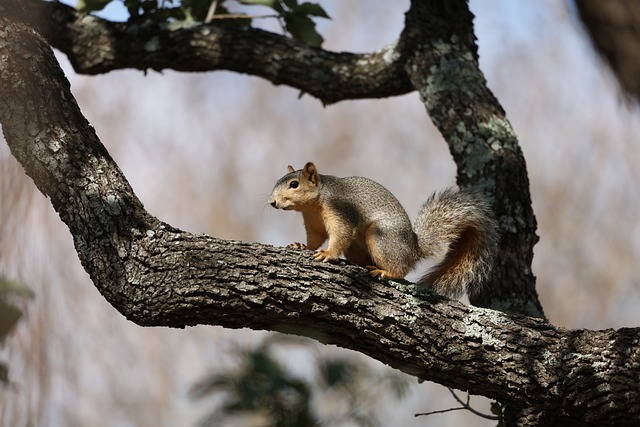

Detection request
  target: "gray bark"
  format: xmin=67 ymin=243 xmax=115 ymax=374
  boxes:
xmin=26 ymin=0 xmax=412 ymax=105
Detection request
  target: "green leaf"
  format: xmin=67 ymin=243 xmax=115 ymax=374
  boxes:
xmin=181 ymin=0 xmax=213 ymax=21
xmin=0 ymin=362 xmax=8 ymax=385
xmin=282 ymin=0 xmax=299 ymax=10
xmin=241 ymin=0 xmax=283 ymax=14
xmin=0 ymin=277 xmax=34 ymax=298
xmin=382 ymin=370 xmax=412 ymax=399
xmin=295 ymin=2 xmax=330 ymax=19
xmin=0 ymin=299 xmax=21 ymax=344
xmin=141 ymin=0 xmax=159 ymax=15
xmin=316 ymin=357 xmax=359 ymax=389
xmin=284 ymin=13 xmax=324 ymax=46
xmin=240 ymin=0 xmax=277 ymax=6
xmin=76 ymin=0 xmax=113 ymax=13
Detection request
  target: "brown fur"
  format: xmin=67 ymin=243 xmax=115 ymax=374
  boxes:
xmin=268 ymin=162 xmax=499 ymax=298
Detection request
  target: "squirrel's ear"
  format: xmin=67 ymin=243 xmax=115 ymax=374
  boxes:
xmin=303 ymin=162 xmax=318 ymax=184
xmin=287 ymin=165 xmax=295 ymax=173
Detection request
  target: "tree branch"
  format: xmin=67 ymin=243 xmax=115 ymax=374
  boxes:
xmin=25 ymin=0 xmax=412 ymax=105
xmin=415 ymin=388 xmax=499 ymax=420
xmin=26 ymin=0 xmax=543 ymax=317
xmin=398 ymin=0 xmax=541 ymax=316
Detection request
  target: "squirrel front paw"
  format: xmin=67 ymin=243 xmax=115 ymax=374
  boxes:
xmin=313 ymin=249 xmax=339 ymax=263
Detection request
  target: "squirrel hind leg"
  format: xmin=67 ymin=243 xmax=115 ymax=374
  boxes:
xmin=343 ymin=244 xmax=403 ymax=279
xmin=343 ymin=229 xmax=411 ymax=279
xmin=367 ymin=265 xmax=403 ymax=280
xmin=364 ymin=225 xmax=416 ymax=279
xmin=344 ymin=240 xmax=375 ymax=267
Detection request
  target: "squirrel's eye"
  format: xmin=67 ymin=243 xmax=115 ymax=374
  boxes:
xmin=289 ymin=180 xmax=299 ymax=189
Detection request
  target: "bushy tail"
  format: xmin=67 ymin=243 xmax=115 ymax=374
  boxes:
xmin=413 ymin=188 xmax=499 ymax=298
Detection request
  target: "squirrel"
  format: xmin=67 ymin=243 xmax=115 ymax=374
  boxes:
xmin=268 ymin=162 xmax=499 ymax=298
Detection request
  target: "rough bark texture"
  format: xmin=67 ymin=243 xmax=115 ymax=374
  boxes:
xmin=23 ymin=0 xmax=542 ymax=318
xmin=25 ymin=0 xmax=412 ymax=105
xmin=1 ymin=0 xmax=639 ymax=425
xmin=398 ymin=1 xmax=541 ymax=317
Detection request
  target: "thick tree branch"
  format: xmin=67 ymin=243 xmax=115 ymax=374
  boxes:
xmin=26 ymin=0 xmax=542 ymax=317
xmin=25 ymin=0 xmax=411 ymax=105
xmin=399 ymin=1 xmax=541 ymax=317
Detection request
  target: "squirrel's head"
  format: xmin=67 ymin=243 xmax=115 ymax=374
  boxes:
xmin=268 ymin=162 xmax=320 ymax=211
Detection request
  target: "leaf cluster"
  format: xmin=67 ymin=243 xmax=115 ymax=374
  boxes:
xmin=75 ymin=0 xmax=330 ymax=46
xmin=244 ymin=0 xmax=330 ymax=46
xmin=189 ymin=334 xmax=411 ymax=427
xmin=0 ymin=276 xmax=33 ymax=386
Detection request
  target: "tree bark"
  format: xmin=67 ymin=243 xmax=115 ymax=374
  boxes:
xmin=25 ymin=0 xmax=412 ymax=105
xmin=24 ymin=0 xmax=542 ymax=318
xmin=1 ymin=0 xmax=639 ymax=425
xmin=398 ymin=1 xmax=541 ymax=316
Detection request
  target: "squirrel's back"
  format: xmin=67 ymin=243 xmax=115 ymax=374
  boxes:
xmin=320 ymin=175 xmax=413 ymax=225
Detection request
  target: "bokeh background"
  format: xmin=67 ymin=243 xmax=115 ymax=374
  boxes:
xmin=2 ymin=0 xmax=640 ymax=425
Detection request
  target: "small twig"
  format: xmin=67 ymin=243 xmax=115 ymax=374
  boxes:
xmin=415 ymin=388 xmax=500 ymax=421
xmin=204 ymin=0 xmax=280 ymax=23
xmin=448 ymin=388 xmax=499 ymax=420
xmin=415 ymin=406 xmax=468 ymax=417
xmin=208 ymin=13 xmax=279 ymax=20
xmin=204 ymin=0 xmax=218 ymax=23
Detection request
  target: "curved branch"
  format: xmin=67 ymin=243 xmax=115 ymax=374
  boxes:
xmin=23 ymin=0 xmax=541 ymax=317
xmin=399 ymin=1 xmax=541 ymax=316
xmin=26 ymin=0 xmax=412 ymax=105
xmin=26 ymin=0 xmax=543 ymax=318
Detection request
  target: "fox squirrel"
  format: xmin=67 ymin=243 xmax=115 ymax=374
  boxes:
xmin=268 ymin=162 xmax=499 ymax=298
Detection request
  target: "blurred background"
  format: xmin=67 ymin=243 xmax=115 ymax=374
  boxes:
xmin=2 ymin=0 xmax=640 ymax=425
